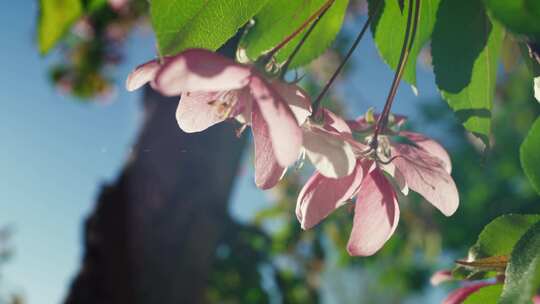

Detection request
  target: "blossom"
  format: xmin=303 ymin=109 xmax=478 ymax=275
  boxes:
xmin=296 ymin=114 xmax=458 ymax=256
xmin=430 ymin=270 xmax=453 ymax=286
xmin=443 ymin=281 xmax=498 ymax=304
xmin=126 ymin=49 xmax=310 ymax=189
xmin=301 ymin=109 xmax=357 ymax=178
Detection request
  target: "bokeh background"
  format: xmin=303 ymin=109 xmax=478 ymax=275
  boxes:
xmin=1 ymin=1 xmax=539 ymax=303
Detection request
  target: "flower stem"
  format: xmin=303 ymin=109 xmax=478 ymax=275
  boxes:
xmin=280 ymin=1 xmax=334 ymax=78
xmin=266 ymin=0 xmax=335 ymax=59
xmin=371 ymin=0 xmax=421 ymax=148
xmin=311 ymin=0 xmax=383 ymax=118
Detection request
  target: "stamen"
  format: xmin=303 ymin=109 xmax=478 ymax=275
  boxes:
xmin=209 ymin=91 xmax=239 ymax=119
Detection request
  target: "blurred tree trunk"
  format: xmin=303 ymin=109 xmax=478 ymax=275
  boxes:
xmin=64 ymin=47 xmax=247 ymax=304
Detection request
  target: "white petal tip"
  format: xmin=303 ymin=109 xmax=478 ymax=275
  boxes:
xmin=534 ymin=76 xmax=540 ymax=102
xmin=411 ymin=85 xmax=419 ymax=96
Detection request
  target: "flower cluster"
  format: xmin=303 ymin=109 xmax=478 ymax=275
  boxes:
xmin=127 ymin=48 xmax=459 ymax=256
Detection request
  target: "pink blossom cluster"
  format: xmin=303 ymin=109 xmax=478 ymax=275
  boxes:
xmin=127 ymin=48 xmax=459 ymax=256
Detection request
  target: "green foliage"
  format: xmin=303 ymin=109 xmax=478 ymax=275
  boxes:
xmin=452 ymin=214 xmax=540 ymax=280
xmin=484 ymin=0 xmax=540 ymax=39
xmin=240 ymin=0 xmax=349 ymax=68
xmin=463 ymin=284 xmax=503 ymax=304
xmin=521 ymin=117 xmax=540 ymax=195
xmin=469 ymin=214 xmax=540 ymax=259
xmin=86 ymin=0 xmax=108 ymax=12
xmin=368 ymin=0 xmax=440 ymax=85
xmin=38 ymin=0 xmax=83 ymax=54
xmin=150 ymin=0 xmax=269 ymax=56
xmin=431 ymin=0 xmax=503 ymax=145
xmin=499 ymin=221 xmax=540 ymax=304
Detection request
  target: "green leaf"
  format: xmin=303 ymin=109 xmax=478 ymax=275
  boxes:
xmin=499 ymin=221 xmax=540 ymax=304
xmin=240 ymin=0 xmax=349 ymax=68
xmin=463 ymin=284 xmax=503 ymax=304
xmin=452 ymin=214 xmax=540 ymax=280
xmin=470 ymin=214 xmax=540 ymax=259
xmin=368 ymin=0 xmax=441 ymax=85
xmin=431 ymin=0 xmax=503 ymax=144
xmin=484 ymin=0 xmax=540 ymax=39
xmin=86 ymin=0 xmax=107 ymax=12
xmin=520 ymin=117 xmax=540 ymax=195
xmin=150 ymin=0 xmax=269 ymax=56
xmin=38 ymin=0 xmax=83 ymax=54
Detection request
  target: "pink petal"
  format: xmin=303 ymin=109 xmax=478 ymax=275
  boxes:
xmin=443 ymin=282 xmax=496 ymax=304
xmin=380 ymin=162 xmax=409 ymax=195
xmin=393 ymin=144 xmax=459 ymax=216
xmin=155 ymin=49 xmax=252 ymax=96
xmin=533 ymin=295 xmax=540 ymax=304
xmin=322 ymin=109 xmax=352 ymax=135
xmin=252 ymin=106 xmax=286 ymax=189
xmin=250 ymin=76 xmax=302 ymax=167
xmin=296 ymin=161 xmax=364 ymax=229
xmin=234 ymin=89 xmax=254 ymax=125
xmin=126 ymin=59 xmax=160 ymax=91
xmin=347 ymin=167 xmax=400 ymax=256
xmin=271 ymin=81 xmax=312 ymax=125
xmin=394 ymin=166 xmax=409 ymax=195
xmin=175 ymin=92 xmax=228 ymax=133
xmin=303 ymin=127 xmax=356 ymax=178
xmin=401 ymin=131 xmax=452 ymax=173
xmin=430 ymin=270 xmax=453 ymax=286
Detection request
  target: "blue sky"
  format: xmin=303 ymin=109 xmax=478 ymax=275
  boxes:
xmin=0 ymin=2 xmax=444 ymax=303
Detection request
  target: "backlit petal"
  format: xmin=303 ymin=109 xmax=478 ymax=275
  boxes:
xmin=401 ymin=131 xmax=452 ymax=173
xmin=296 ymin=162 xmax=364 ymax=229
xmin=176 ymin=92 xmax=227 ymax=133
xmin=250 ymin=76 xmax=302 ymax=167
xmin=347 ymin=168 xmax=399 ymax=256
xmin=393 ymin=144 xmax=459 ymax=216
xmin=380 ymin=162 xmax=409 ymax=195
xmin=126 ymin=59 xmax=160 ymax=91
xmin=252 ymin=106 xmax=286 ymax=189
xmin=303 ymin=127 xmax=356 ymax=178
xmin=271 ymin=81 xmax=312 ymax=125
xmin=322 ymin=109 xmax=352 ymax=135
xmin=155 ymin=49 xmax=252 ymax=96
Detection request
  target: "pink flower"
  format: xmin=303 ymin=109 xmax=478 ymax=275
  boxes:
xmin=443 ymin=282 xmax=498 ymax=304
xmin=296 ymin=114 xmax=458 ymax=256
xmin=301 ymin=109 xmax=357 ymax=178
xmin=126 ymin=49 xmax=310 ymax=189
xmin=430 ymin=270 xmax=453 ymax=286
